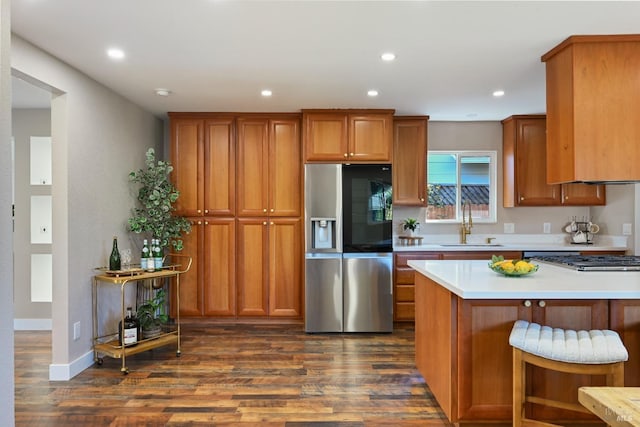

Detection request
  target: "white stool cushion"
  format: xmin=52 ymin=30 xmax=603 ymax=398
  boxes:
xmin=509 ymin=320 xmax=628 ymax=364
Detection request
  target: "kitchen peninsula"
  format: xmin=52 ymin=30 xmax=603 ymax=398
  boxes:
xmin=408 ymin=259 xmax=640 ymax=425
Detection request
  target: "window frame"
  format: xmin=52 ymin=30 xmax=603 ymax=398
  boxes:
xmin=425 ymin=150 xmax=497 ymax=224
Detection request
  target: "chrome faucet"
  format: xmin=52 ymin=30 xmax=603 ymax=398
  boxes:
xmin=460 ymin=200 xmax=473 ymax=244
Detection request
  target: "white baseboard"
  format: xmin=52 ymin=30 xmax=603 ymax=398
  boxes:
xmin=49 ymin=350 xmax=95 ymax=381
xmin=14 ymin=318 xmax=52 ymax=330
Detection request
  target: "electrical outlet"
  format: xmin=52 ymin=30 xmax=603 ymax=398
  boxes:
xmin=623 ymin=223 xmax=633 ymax=236
xmin=73 ymin=322 xmax=81 ymax=341
xmin=504 ymin=223 xmax=515 ymax=234
xmin=543 ymin=223 xmax=551 ymax=234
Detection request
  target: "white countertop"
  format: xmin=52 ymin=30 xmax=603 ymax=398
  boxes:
xmin=394 ymin=233 xmax=628 ymax=253
xmin=408 ymin=259 xmax=640 ymax=299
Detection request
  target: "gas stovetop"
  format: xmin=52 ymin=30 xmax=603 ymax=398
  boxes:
xmin=532 ymin=255 xmax=640 ymax=271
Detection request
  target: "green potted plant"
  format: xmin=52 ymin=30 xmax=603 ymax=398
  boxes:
xmin=402 ymin=218 xmax=420 ymax=236
xmin=128 ymin=148 xmax=191 ymax=252
xmin=137 ymin=289 xmax=169 ymax=339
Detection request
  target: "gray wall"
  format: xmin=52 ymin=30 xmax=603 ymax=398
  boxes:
xmin=0 ymin=0 xmax=15 ymax=424
xmin=11 ymin=34 xmax=164 ymax=380
xmin=12 ymin=108 xmax=52 ymax=322
xmin=394 ymin=121 xmax=636 ymax=250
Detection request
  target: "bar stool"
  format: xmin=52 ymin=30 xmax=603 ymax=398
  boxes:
xmin=509 ymin=320 xmax=628 ymax=427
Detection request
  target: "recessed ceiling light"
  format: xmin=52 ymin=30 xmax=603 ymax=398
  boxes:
xmin=493 ymin=90 xmax=505 ymax=97
xmin=106 ymin=48 xmax=125 ymax=60
xmin=367 ymin=90 xmax=379 ymax=97
xmin=155 ymin=88 xmax=171 ymax=97
xmin=381 ymin=52 xmax=396 ymax=61
xmin=261 ymin=89 xmax=272 ymax=97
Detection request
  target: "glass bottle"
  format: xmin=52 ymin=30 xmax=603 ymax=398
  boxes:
xmin=141 ymin=239 xmax=152 ymax=271
xmin=153 ymin=238 xmax=163 ymax=270
xmin=109 ymin=236 xmax=121 ymax=271
xmin=118 ymin=306 xmax=139 ymax=346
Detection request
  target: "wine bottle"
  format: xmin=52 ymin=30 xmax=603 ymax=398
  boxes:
xmin=118 ymin=306 xmax=139 ymax=346
xmin=109 ymin=236 xmax=121 ymax=271
xmin=153 ymin=238 xmax=163 ymax=270
xmin=141 ymin=239 xmax=152 ymax=271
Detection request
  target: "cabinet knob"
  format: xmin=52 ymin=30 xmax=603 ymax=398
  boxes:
xmin=350 ymin=152 xmax=354 ymax=156
xmin=270 ymin=208 xmax=274 ymax=212
xmin=270 ymin=221 xmax=274 ymax=225
xmin=204 ymin=209 xmax=209 ymax=214
xmin=523 ymin=300 xmax=532 ymax=307
xmin=537 ymin=300 xmax=546 ymax=308
xmin=263 ymin=208 xmax=267 ymax=213
xmin=520 ymin=197 xmax=524 ymax=201
xmin=420 ymin=197 xmax=425 ymax=202
xmin=263 ymin=221 xmax=267 ymax=226
xmin=197 ymin=221 xmax=202 ymax=225
xmin=197 ymin=209 xmax=202 ymax=214
xmin=344 ymin=153 xmax=348 ymax=158
xmin=565 ymin=196 xmax=569 ymax=200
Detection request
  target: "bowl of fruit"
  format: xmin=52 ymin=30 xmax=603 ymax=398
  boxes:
xmin=489 ymin=255 xmax=539 ymax=277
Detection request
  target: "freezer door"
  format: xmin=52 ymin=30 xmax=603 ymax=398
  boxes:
xmin=305 ymin=254 xmax=343 ymax=332
xmin=343 ymin=253 xmax=393 ymax=333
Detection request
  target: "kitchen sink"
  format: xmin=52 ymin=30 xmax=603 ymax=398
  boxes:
xmin=439 ymin=243 xmax=503 ymax=247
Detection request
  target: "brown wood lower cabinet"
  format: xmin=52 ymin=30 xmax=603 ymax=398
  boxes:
xmin=609 ymin=299 xmax=640 ymax=387
xmin=237 ymin=217 xmax=302 ymax=318
xmin=415 ymin=273 xmax=611 ymax=424
xmin=393 ymin=251 xmax=522 ymax=322
xmin=174 ymin=218 xmax=236 ymax=317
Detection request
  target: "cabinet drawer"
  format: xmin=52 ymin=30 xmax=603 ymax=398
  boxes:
xmin=395 ymin=302 xmax=415 ymax=321
xmin=396 ymin=268 xmax=416 ymax=285
xmin=396 ymin=284 xmax=415 ymax=302
xmin=395 ymin=252 xmax=440 ymax=267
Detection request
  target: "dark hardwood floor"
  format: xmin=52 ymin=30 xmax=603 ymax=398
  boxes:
xmin=15 ymin=322 xmax=453 ymax=426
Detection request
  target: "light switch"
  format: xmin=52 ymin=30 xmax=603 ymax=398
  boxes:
xmin=504 ymin=223 xmax=515 ymax=234
xmin=623 ymin=223 xmax=632 ymax=236
xmin=543 ymin=223 xmax=551 ymax=234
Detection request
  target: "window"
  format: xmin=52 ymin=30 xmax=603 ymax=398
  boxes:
xmin=426 ymin=151 xmax=497 ymax=223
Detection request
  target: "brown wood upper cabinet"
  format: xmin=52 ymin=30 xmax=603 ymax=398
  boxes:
xmin=502 ymin=115 xmax=605 ymax=207
xmin=170 ymin=115 xmax=236 ymax=216
xmin=542 ymin=35 xmax=640 ymax=183
xmin=392 ymin=117 xmax=429 ymax=206
xmin=236 ymin=116 xmax=302 ymax=217
xmin=302 ymin=109 xmax=394 ymax=163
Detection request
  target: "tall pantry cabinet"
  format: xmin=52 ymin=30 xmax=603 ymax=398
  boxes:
xmin=169 ymin=113 xmax=303 ymax=319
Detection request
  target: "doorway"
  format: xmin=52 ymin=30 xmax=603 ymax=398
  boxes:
xmin=11 ymin=74 xmax=53 ymax=330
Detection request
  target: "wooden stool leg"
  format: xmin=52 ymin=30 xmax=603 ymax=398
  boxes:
xmin=608 ymin=362 xmax=625 ymax=387
xmin=513 ymin=347 xmax=524 ymax=427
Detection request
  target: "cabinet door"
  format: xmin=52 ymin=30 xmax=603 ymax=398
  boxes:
xmin=237 ymin=218 xmax=269 ymax=316
xmin=204 ymin=119 xmax=235 ymax=216
xmin=176 ymin=219 xmax=203 ymax=316
xmin=561 ymin=183 xmax=606 ymax=206
xmin=457 ymin=299 xmax=532 ymax=421
xmin=530 ymin=299 xmax=609 ymax=421
xmin=349 ymin=114 xmax=393 ymax=162
xmin=609 ymin=299 xmax=640 ymax=387
xmin=268 ymin=218 xmax=302 ymax=317
xmin=171 ymin=119 xmax=203 ymax=216
xmin=237 ymin=118 xmax=269 ymax=217
xmin=515 ymin=118 xmax=561 ymax=206
xmin=441 ymin=251 xmax=522 ymax=260
xmin=269 ymin=119 xmax=301 ymax=217
xmin=303 ymin=113 xmax=348 ymax=162
xmin=392 ymin=118 xmax=428 ymax=206
xmin=202 ymin=218 xmax=236 ymax=316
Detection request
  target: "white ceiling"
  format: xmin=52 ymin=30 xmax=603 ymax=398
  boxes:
xmin=10 ymin=1 xmax=640 ymax=121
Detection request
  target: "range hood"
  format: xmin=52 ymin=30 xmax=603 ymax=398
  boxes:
xmin=541 ymin=34 xmax=640 ymax=184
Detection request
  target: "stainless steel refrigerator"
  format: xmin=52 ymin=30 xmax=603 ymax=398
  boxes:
xmin=304 ymin=164 xmax=393 ymax=333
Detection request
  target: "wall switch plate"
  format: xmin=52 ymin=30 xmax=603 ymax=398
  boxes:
xmin=73 ymin=322 xmax=81 ymax=341
xmin=504 ymin=223 xmax=515 ymax=234
xmin=543 ymin=223 xmax=551 ymax=234
xmin=623 ymin=223 xmax=633 ymax=236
